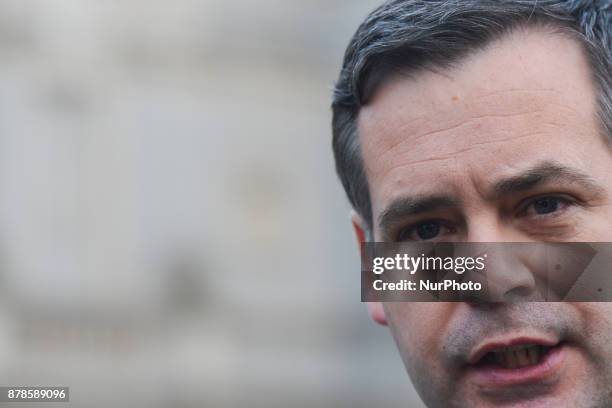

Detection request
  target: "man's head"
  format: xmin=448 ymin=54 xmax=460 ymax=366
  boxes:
xmin=332 ymin=1 xmax=612 ymax=406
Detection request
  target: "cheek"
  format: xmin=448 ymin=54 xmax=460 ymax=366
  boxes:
xmin=384 ymin=303 xmax=455 ymax=363
xmin=571 ymin=303 xmax=612 ymax=386
xmin=575 ymin=303 xmax=612 ymax=349
xmin=566 ymin=207 xmax=612 ymax=241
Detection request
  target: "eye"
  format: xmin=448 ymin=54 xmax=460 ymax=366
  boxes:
xmin=520 ymin=195 xmax=574 ymax=218
xmin=397 ymin=221 xmax=451 ymax=241
xmin=532 ymin=197 xmax=561 ymax=214
xmin=415 ymin=222 xmax=441 ymax=240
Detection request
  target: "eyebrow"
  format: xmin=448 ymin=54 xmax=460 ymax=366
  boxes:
xmin=492 ymin=161 xmax=605 ymax=198
xmin=376 ymin=161 xmax=604 ymax=239
xmin=378 ymin=194 xmax=460 ymax=237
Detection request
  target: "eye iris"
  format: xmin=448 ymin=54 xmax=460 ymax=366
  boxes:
xmin=533 ymin=197 xmax=559 ymax=214
xmin=416 ymin=222 xmax=440 ymax=240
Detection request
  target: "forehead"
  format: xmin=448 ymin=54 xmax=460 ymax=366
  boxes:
xmin=358 ymin=27 xmax=601 ymax=220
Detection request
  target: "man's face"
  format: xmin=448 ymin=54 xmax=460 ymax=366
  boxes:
xmin=356 ymin=28 xmax=612 ymax=407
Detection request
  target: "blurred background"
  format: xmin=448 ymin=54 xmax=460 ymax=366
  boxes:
xmin=0 ymin=0 xmax=424 ymax=406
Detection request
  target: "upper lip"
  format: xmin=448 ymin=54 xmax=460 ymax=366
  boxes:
xmin=467 ymin=335 xmax=559 ymax=365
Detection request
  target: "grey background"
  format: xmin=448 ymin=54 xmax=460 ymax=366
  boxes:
xmin=0 ymin=1 xmax=424 ymax=407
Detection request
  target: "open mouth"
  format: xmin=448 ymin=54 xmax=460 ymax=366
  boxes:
xmin=466 ymin=337 xmax=567 ymax=388
xmin=475 ymin=343 xmax=557 ymax=369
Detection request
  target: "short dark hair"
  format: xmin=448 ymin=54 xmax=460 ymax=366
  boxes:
xmin=331 ymin=0 xmax=611 ymax=235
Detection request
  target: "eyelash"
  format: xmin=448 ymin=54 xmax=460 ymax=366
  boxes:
xmin=395 ymin=219 xmax=456 ymax=242
xmin=394 ymin=195 xmax=579 ymax=242
xmin=516 ymin=194 xmax=577 ymax=218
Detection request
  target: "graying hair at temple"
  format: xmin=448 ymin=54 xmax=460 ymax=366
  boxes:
xmin=331 ymin=0 xmax=612 ymax=235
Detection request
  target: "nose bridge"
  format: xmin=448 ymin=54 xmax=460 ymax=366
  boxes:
xmin=465 ymin=211 xmax=522 ymax=243
xmin=465 ymin=205 xmax=499 ymax=242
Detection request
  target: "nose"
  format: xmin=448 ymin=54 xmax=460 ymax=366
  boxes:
xmin=475 ymin=246 xmax=540 ymax=302
xmin=460 ymin=219 xmax=541 ymax=302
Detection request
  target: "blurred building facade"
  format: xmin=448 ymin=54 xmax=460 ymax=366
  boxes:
xmin=0 ymin=1 xmax=424 ymax=407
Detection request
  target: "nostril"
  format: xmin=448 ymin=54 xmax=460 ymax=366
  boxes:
xmin=503 ymin=285 xmax=537 ymax=301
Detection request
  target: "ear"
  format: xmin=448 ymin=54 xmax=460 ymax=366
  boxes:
xmin=350 ymin=210 xmax=387 ymax=326
xmin=350 ymin=210 xmax=367 ymax=245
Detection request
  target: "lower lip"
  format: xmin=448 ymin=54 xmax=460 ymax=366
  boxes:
xmin=466 ymin=343 xmax=567 ymax=388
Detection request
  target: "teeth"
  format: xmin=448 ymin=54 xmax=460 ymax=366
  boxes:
xmin=516 ymin=348 xmax=530 ymax=366
xmin=488 ymin=345 xmax=543 ymax=369
xmin=527 ymin=345 xmax=541 ymax=365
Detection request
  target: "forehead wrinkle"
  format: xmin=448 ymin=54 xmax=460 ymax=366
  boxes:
xmin=369 ymin=127 xmax=552 ymax=189
xmin=469 ymin=87 xmax=565 ymax=100
xmin=368 ymin=108 xmax=549 ymax=165
xmin=363 ymin=105 xmax=591 ymax=187
xmin=364 ymin=96 xmax=587 ymax=168
xmin=368 ymin=155 xmax=456 ymax=186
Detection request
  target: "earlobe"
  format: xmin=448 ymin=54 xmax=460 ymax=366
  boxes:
xmin=367 ymin=302 xmax=388 ymax=326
